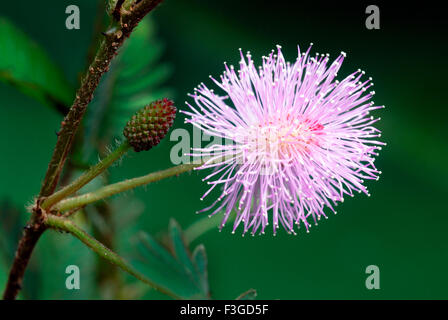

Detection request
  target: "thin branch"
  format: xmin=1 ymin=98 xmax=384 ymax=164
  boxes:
xmin=90 ymin=202 xmax=121 ymax=298
xmin=112 ymin=0 xmax=126 ymax=21
xmin=54 ymin=163 xmax=200 ymax=212
xmin=44 ymin=215 xmax=180 ymax=299
xmin=41 ymin=142 xmax=130 ymax=210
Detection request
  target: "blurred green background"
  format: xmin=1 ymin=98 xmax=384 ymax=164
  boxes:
xmin=0 ymin=0 xmax=447 ymax=299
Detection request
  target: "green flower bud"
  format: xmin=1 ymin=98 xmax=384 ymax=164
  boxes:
xmin=123 ymin=98 xmax=176 ymax=152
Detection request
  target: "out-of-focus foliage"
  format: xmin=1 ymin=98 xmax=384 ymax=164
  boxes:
xmin=0 ymin=202 xmax=40 ymax=299
xmin=36 ymin=215 xmax=97 ymax=299
xmin=84 ymin=17 xmax=172 ymax=160
xmin=0 ymin=18 xmax=74 ymax=111
xmin=0 ymin=259 xmax=6 ymax=292
xmin=130 ymin=220 xmax=210 ymax=299
xmin=0 ymin=202 xmax=97 ymax=299
xmin=0 ymin=202 xmax=22 ymax=261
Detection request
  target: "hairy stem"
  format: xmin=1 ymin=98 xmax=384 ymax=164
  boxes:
xmin=44 ymin=215 xmax=180 ymax=299
xmin=112 ymin=0 xmax=126 ymax=21
xmin=90 ymin=202 xmax=121 ymax=299
xmin=42 ymin=142 xmax=131 ymax=210
xmin=54 ymin=163 xmax=200 ymax=212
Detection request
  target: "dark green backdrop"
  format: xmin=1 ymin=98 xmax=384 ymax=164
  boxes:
xmin=0 ymin=0 xmax=447 ymax=299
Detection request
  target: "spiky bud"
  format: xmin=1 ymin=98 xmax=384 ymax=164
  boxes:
xmin=123 ymin=98 xmax=176 ymax=152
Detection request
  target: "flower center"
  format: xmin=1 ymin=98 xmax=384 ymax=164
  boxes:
xmin=242 ymin=116 xmax=324 ymax=165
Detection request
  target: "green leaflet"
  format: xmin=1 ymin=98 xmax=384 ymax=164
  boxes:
xmin=130 ymin=220 xmax=210 ymax=300
xmin=84 ymin=17 xmax=172 ymax=159
xmin=0 ymin=17 xmax=74 ymax=110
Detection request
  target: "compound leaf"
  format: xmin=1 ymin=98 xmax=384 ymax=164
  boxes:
xmin=0 ymin=17 xmax=74 ymax=111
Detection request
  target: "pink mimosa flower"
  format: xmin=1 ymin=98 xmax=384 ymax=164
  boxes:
xmin=182 ymin=45 xmax=385 ymax=235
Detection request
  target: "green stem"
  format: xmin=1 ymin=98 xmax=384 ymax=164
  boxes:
xmin=42 ymin=142 xmax=131 ymax=210
xmin=184 ymin=211 xmax=237 ymax=244
xmin=184 ymin=214 xmax=222 ymax=244
xmin=44 ymin=214 xmax=180 ymax=299
xmin=54 ymin=163 xmax=200 ymax=212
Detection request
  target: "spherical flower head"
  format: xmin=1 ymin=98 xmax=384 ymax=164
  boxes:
xmin=124 ymin=98 xmax=176 ymax=152
xmin=183 ymin=45 xmax=385 ymax=236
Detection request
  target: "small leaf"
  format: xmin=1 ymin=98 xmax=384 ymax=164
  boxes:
xmin=136 ymin=231 xmax=184 ymax=274
xmin=169 ymin=219 xmax=196 ymax=276
xmin=236 ymin=289 xmax=258 ymax=300
xmin=129 ymin=220 xmax=210 ymax=300
xmin=0 ymin=17 xmax=74 ymax=111
xmin=192 ymin=245 xmax=209 ymax=296
xmin=192 ymin=245 xmax=207 ymax=275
